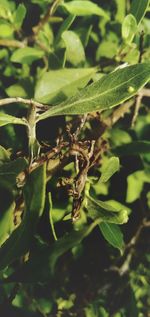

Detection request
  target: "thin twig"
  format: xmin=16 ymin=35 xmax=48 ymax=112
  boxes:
xmin=104 ymin=99 xmax=134 ymax=127
xmin=32 ymin=0 xmax=62 ymax=36
xmin=0 ymin=39 xmax=26 ymax=48
xmin=131 ymin=93 xmax=143 ymax=127
xmin=0 ymin=97 xmax=49 ymax=110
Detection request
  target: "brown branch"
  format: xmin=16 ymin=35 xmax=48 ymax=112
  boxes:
xmin=131 ymin=93 xmax=143 ymax=127
xmin=0 ymin=97 xmax=49 ymax=111
xmin=103 ymin=88 xmax=150 ymax=128
xmin=32 ymin=0 xmax=62 ymax=36
xmin=103 ymin=99 xmax=134 ymax=127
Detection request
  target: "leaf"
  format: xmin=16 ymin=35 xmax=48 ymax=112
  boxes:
xmin=48 ymin=193 xmax=57 ymax=241
xmin=0 ymin=157 xmax=28 ymax=188
xmin=0 ymin=22 xmax=14 ymax=38
xmin=0 ymin=164 xmax=46 ymax=271
xmin=7 ymin=219 xmax=100 ymax=282
xmin=11 ymin=47 xmax=44 ymax=64
xmin=85 ymin=195 xmax=128 ymax=224
xmin=99 ymin=157 xmax=120 ymax=183
xmin=99 ymin=222 xmax=124 ymax=251
xmin=37 ymin=63 xmax=150 ymax=121
xmin=0 ymin=145 xmax=10 ymax=163
xmin=126 ymin=170 xmax=150 ymax=203
xmin=0 ymin=186 xmax=15 ymax=246
xmin=61 ymin=1 xmax=109 ymax=19
xmin=62 ymin=30 xmax=85 ymax=66
xmin=115 ymin=0 xmax=126 ymax=23
xmin=35 ymin=67 xmax=96 ymax=104
xmin=13 ymin=4 xmax=26 ymax=29
xmin=122 ymin=14 xmax=137 ymax=43
xmin=113 ymin=141 xmax=150 ymax=156
xmin=55 ymin=14 xmax=76 ymax=45
xmin=131 ymin=0 xmax=150 ymax=24
xmin=0 ymin=112 xmax=27 ymax=127
xmin=6 ymin=84 xmax=27 ymax=98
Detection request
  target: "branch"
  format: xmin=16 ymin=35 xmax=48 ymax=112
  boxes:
xmin=103 ymin=88 xmax=150 ymax=127
xmin=32 ymin=0 xmax=62 ymax=36
xmin=0 ymin=39 xmax=26 ymax=48
xmin=0 ymin=97 xmax=49 ymax=110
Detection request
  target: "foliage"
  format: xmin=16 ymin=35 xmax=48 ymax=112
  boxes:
xmin=0 ymin=0 xmax=150 ymax=316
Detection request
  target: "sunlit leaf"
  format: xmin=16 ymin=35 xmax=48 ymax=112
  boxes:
xmin=61 ymin=1 xmax=109 ymax=19
xmin=99 ymin=157 xmax=120 ymax=183
xmin=85 ymin=195 xmax=128 ymax=224
xmin=35 ymin=67 xmax=96 ymax=104
xmin=0 ymin=112 xmax=27 ymax=127
xmin=122 ymin=14 xmax=137 ymax=43
xmin=37 ymin=63 xmax=150 ymax=120
xmin=11 ymin=47 xmax=44 ymax=64
xmin=99 ymin=222 xmax=124 ymax=251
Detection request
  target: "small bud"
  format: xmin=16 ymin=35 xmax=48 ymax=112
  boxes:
xmin=128 ymin=86 xmax=135 ymax=93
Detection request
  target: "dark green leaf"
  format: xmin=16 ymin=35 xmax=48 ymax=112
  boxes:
xmin=0 ymin=164 xmax=46 ymax=271
xmin=131 ymin=0 xmax=150 ymax=24
xmin=113 ymin=141 xmax=150 ymax=156
xmin=0 ymin=186 xmax=15 ymax=246
xmin=37 ymin=63 xmax=150 ymax=120
xmin=7 ymin=219 xmax=100 ymax=282
xmin=0 ymin=157 xmax=28 ymax=187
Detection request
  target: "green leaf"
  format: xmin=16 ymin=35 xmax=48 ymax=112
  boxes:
xmin=113 ymin=141 xmax=150 ymax=156
xmin=6 ymin=83 xmax=27 ymax=98
xmin=126 ymin=170 xmax=150 ymax=203
xmin=11 ymin=47 xmax=44 ymax=64
xmin=115 ymin=0 xmax=126 ymax=23
xmin=0 ymin=112 xmax=27 ymax=127
xmin=61 ymin=1 xmax=109 ymax=19
xmin=35 ymin=67 xmax=96 ymax=104
xmin=131 ymin=0 xmax=150 ymax=24
xmin=122 ymin=14 xmax=137 ymax=43
xmin=0 ymin=186 xmax=15 ymax=246
xmin=99 ymin=157 xmax=120 ymax=183
xmin=62 ymin=30 xmax=85 ymax=66
xmin=99 ymin=222 xmax=124 ymax=251
xmin=85 ymin=195 xmax=128 ymax=224
xmin=37 ymin=63 xmax=150 ymax=120
xmin=7 ymin=219 xmax=100 ymax=282
xmin=0 ymin=164 xmax=46 ymax=271
xmin=0 ymin=157 xmax=28 ymax=188
xmin=55 ymin=14 xmax=76 ymax=45
xmin=0 ymin=145 xmax=10 ymax=163
xmin=13 ymin=4 xmax=26 ymax=29
xmin=0 ymin=22 xmax=14 ymax=38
